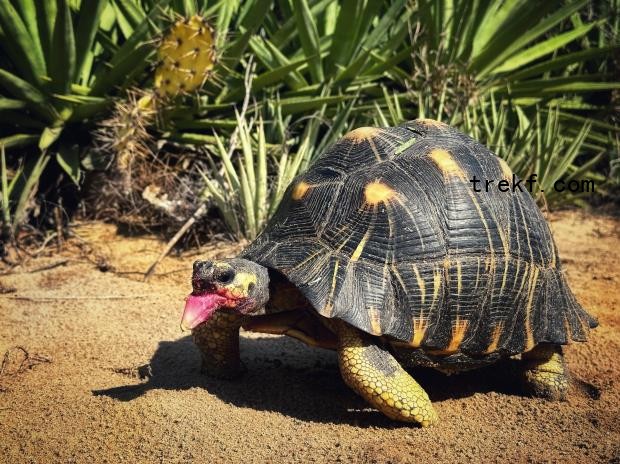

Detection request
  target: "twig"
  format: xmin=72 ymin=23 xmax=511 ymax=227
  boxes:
xmin=29 ymin=259 xmax=69 ymax=273
xmin=0 ymin=346 xmax=52 ymax=378
xmin=0 ymin=259 xmax=69 ymax=276
xmin=122 ymin=266 xmax=189 ymax=278
xmin=2 ymin=294 xmax=161 ymax=301
xmin=143 ymin=203 xmax=208 ymax=281
xmin=143 ymin=57 xmax=256 ymax=281
xmin=155 ymin=267 xmax=191 ymax=276
xmin=32 ymin=232 xmax=59 ymax=256
xmin=0 ymin=264 xmax=18 ymax=275
xmin=0 ymin=283 xmax=16 ymax=294
xmin=54 ymin=205 xmax=64 ymax=252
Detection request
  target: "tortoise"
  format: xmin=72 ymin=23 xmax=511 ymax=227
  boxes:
xmin=181 ymin=119 xmax=597 ymax=427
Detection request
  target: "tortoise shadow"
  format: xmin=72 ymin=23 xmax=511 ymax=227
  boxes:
xmin=92 ymin=334 xmax=525 ymax=427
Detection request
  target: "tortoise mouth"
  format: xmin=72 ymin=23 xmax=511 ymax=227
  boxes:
xmin=192 ymin=278 xmax=216 ymax=293
xmin=181 ymin=293 xmax=228 ymax=330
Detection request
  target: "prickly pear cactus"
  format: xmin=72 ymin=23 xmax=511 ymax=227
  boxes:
xmin=155 ymin=15 xmax=216 ymax=97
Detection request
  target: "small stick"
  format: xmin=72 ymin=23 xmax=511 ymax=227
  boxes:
xmin=2 ymin=294 xmax=161 ymax=301
xmin=29 ymin=259 xmax=69 ymax=274
xmin=0 ymin=259 xmax=69 ymax=276
xmin=0 ymin=265 xmax=18 ymax=276
xmin=0 ymin=284 xmax=16 ymax=294
xmin=1 ymin=346 xmax=52 ymax=377
xmin=54 ymin=206 xmax=64 ymax=252
xmin=143 ymin=203 xmax=207 ymax=281
xmin=156 ymin=267 xmax=191 ymax=276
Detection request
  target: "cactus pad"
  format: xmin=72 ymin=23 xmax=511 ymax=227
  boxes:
xmin=155 ymin=15 xmax=216 ymax=97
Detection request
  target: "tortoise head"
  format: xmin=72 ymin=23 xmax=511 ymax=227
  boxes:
xmin=180 ymin=258 xmax=269 ymax=330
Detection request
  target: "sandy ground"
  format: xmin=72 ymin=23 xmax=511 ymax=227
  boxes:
xmin=0 ymin=210 xmax=619 ymax=464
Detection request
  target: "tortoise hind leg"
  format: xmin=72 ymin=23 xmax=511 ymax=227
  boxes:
xmin=521 ymin=344 xmax=569 ymax=400
xmin=334 ymin=322 xmax=438 ymax=426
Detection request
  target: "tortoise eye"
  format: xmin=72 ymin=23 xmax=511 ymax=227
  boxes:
xmin=216 ymin=268 xmax=235 ymax=284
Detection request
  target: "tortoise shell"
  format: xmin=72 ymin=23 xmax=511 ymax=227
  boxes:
xmin=241 ymin=119 xmax=597 ymax=356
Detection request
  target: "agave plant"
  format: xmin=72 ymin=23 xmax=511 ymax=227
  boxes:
xmin=373 ymin=90 xmax=605 ymax=206
xmin=0 ymin=0 xmax=173 ymax=151
xmin=200 ymin=95 xmax=357 ymax=239
xmin=388 ymin=0 xmax=619 ymax=152
xmin=412 ymin=0 xmax=618 ymax=101
xmin=361 ymin=0 xmax=617 ymax=209
xmin=153 ymin=0 xmax=415 ymax=141
xmin=106 ymin=0 xmax=619 ymax=154
xmin=2 ymin=0 xmax=618 ymax=243
xmin=0 ymin=0 xmax=180 ymax=235
xmin=194 ymin=0 xmax=619 ymax=238
xmin=461 ymin=100 xmax=605 ymax=206
xmin=0 ymin=0 xmax=226 ymax=235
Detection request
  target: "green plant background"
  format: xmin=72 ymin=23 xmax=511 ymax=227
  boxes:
xmin=0 ymin=0 xmax=618 ymax=241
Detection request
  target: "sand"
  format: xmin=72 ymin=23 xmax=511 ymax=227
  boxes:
xmin=0 ymin=210 xmax=618 ymax=463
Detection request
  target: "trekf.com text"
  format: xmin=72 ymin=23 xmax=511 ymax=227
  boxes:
xmin=470 ymin=174 xmax=595 ymax=194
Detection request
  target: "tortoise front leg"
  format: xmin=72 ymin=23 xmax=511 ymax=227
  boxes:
xmin=192 ymin=312 xmax=245 ymax=379
xmin=521 ymin=344 xmax=569 ymax=400
xmin=334 ymin=321 xmax=438 ymax=426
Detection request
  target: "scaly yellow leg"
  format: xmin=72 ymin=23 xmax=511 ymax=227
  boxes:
xmin=192 ymin=311 xmax=245 ymax=379
xmin=334 ymin=322 xmax=438 ymax=426
xmin=521 ymin=344 xmax=569 ymax=400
